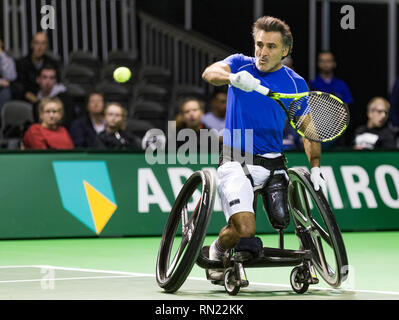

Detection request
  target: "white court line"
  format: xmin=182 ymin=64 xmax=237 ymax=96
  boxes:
xmin=0 ymin=275 xmax=136 ymax=284
xmin=1 ymin=265 xmax=399 ymax=296
xmin=34 ymin=265 xmax=155 ymax=277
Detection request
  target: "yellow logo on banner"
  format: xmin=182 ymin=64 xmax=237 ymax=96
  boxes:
xmin=83 ymin=180 xmax=117 ymax=234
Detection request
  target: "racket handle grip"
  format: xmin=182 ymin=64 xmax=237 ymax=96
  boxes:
xmin=254 ymin=84 xmax=270 ymax=96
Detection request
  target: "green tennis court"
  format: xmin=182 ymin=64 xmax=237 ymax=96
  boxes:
xmin=1 ymin=231 xmax=398 ymax=300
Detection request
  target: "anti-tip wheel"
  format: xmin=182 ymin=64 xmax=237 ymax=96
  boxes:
xmin=290 ymin=266 xmax=310 ymax=294
xmin=224 ymin=267 xmax=240 ymax=296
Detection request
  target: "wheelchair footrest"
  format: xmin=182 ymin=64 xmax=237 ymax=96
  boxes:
xmin=197 ymin=246 xmax=311 ymax=269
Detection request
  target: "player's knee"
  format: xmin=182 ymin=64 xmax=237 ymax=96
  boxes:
xmin=230 ymin=212 xmax=256 ymax=238
xmin=234 ymin=222 xmax=256 ymax=239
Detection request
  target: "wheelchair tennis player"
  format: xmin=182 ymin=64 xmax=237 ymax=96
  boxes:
xmin=202 ymin=16 xmax=327 ymax=281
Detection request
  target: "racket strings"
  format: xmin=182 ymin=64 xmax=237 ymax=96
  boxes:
xmin=289 ymin=93 xmax=349 ymax=142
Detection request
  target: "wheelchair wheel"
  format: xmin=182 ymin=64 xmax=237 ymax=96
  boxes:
xmin=290 ymin=266 xmax=310 ymax=294
xmin=288 ymin=168 xmax=348 ymax=288
xmin=224 ymin=267 xmax=240 ymax=296
xmin=156 ymin=170 xmax=216 ymax=293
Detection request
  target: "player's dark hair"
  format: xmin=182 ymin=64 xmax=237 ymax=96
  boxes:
xmin=252 ymin=16 xmax=293 ymax=58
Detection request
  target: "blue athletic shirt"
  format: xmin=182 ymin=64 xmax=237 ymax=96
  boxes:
xmin=222 ymin=53 xmax=309 ymax=155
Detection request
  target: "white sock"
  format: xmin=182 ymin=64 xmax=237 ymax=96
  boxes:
xmin=209 ymin=239 xmax=226 ymax=261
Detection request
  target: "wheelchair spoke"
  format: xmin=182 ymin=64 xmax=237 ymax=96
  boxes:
xmin=312 ymin=230 xmax=336 ymax=280
xmin=312 ymin=232 xmax=329 ymax=274
xmin=310 ymin=219 xmax=332 ymax=247
xmin=292 ymin=208 xmax=308 ymax=227
xmin=187 ymin=198 xmax=201 ymax=227
xmin=181 ymin=205 xmax=188 ymax=230
xmin=298 ymin=183 xmax=312 ymax=215
xmin=166 ymin=236 xmax=189 ymax=278
xmin=293 ymin=182 xmax=312 ymax=227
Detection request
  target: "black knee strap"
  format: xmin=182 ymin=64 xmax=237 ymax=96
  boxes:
xmin=234 ymin=237 xmax=263 ymax=259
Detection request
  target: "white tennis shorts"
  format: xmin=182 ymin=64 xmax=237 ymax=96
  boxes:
xmin=217 ymin=161 xmax=288 ymax=222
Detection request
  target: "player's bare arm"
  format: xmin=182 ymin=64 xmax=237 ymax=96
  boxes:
xmin=202 ymin=61 xmax=231 ymax=86
xmin=303 ymin=138 xmax=321 ymax=168
xmin=303 ymin=138 xmax=327 ymax=193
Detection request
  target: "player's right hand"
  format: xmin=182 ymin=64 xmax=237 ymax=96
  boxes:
xmin=310 ymin=166 xmax=327 ymax=195
xmin=229 ymin=71 xmax=260 ymax=92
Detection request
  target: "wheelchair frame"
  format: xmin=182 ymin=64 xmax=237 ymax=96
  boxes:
xmin=156 ymin=168 xmax=348 ymax=295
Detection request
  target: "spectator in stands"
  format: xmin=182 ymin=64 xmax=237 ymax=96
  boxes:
xmin=353 ymin=97 xmax=397 ymax=150
xmin=34 ymin=64 xmax=75 ymax=128
xmin=14 ymin=32 xmax=59 ymax=102
xmin=202 ymin=88 xmax=227 ymax=133
xmin=94 ymin=102 xmax=141 ymax=150
xmin=0 ymin=38 xmax=17 ymax=115
xmin=176 ymin=96 xmax=207 ymax=136
xmin=310 ymin=51 xmax=353 ymax=149
xmin=282 ymin=55 xmax=294 ymax=69
xmin=23 ymin=97 xmax=74 ymax=150
xmin=69 ymin=91 xmax=106 ymax=148
xmin=175 ymin=97 xmax=219 ymax=153
xmin=309 ymin=51 xmax=353 ymax=105
xmin=389 ymin=77 xmax=399 ymax=129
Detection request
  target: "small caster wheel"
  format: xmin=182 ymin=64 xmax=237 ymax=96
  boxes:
xmin=290 ymin=266 xmax=310 ymax=294
xmin=224 ymin=267 xmax=240 ymax=296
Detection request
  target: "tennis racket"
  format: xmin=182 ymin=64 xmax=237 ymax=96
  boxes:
xmin=254 ymin=85 xmax=350 ymax=143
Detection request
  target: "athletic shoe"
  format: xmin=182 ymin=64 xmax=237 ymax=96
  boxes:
xmin=206 ymin=240 xmax=225 ymax=281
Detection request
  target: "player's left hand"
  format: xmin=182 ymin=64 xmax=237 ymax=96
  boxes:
xmin=229 ymin=71 xmax=260 ymax=92
xmin=310 ymin=167 xmax=327 ymax=194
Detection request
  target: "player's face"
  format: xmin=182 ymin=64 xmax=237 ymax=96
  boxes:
xmin=182 ymin=100 xmax=203 ymax=129
xmin=105 ymin=105 xmax=125 ymax=130
xmin=254 ymin=31 xmax=288 ymax=73
xmin=368 ymin=100 xmax=389 ymax=128
xmin=40 ymin=102 xmax=63 ymax=128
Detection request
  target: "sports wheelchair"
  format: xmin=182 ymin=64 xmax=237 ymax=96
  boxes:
xmin=156 ymin=168 xmax=348 ymax=295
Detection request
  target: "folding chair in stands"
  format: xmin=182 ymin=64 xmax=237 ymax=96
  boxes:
xmin=0 ymin=100 xmax=34 ymax=149
xmin=69 ymin=50 xmax=100 ymax=77
xmin=138 ymin=66 xmax=172 ymax=89
xmin=130 ymin=100 xmax=167 ymax=131
xmin=65 ymin=83 xmax=89 ymax=117
xmin=126 ymin=118 xmax=154 ymax=138
xmin=95 ymin=81 xmax=132 ymax=107
xmin=63 ymin=64 xmax=96 ymax=93
xmin=134 ymin=83 xmax=170 ymax=104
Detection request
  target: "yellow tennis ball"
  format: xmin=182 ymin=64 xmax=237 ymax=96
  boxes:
xmin=113 ymin=67 xmax=131 ymax=83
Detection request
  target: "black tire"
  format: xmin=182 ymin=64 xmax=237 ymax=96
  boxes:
xmin=288 ymin=168 xmax=349 ymax=288
xmin=224 ymin=267 xmax=240 ymax=296
xmin=290 ymin=266 xmax=310 ymax=294
xmin=156 ymin=170 xmax=215 ymax=293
